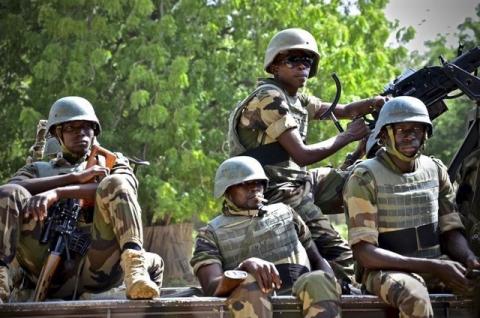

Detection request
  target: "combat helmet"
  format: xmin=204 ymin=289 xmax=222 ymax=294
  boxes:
xmin=264 ymin=28 xmax=320 ymax=78
xmin=46 ymin=96 xmax=101 ymax=136
xmin=373 ymin=96 xmax=432 ymax=140
xmin=373 ymin=96 xmax=432 ymax=162
xmin=214 ymin=156 xmax=269 ymax=199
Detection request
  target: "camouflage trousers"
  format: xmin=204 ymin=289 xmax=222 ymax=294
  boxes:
xmin=0 ymin=174 xmax=151 ymax=299
xmin=227 ymin=270 xmax=341 ymax=318
xmin=364 ymin=270 xmax=440 ymax=318
xmin=267 ymin=167 xmax=354 ymax=284
xmin=456 ymin=147 xmax=480 ymax=257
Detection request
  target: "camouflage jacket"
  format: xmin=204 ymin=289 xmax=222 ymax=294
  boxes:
xmin=231 ymin=78 xmax=329 ymax=189
xmin=344 ymin=149 xmax=464 ymax=248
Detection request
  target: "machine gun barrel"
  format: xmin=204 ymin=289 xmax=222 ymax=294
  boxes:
xmin=382 ymin=46 xmax=480 ymax=120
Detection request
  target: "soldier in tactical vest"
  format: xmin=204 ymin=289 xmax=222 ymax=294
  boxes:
xmin=191 ymin=156 xmax=341 ymax=318
xmin=344 ymin=96 xmax=480 ymax=317
xmin=228 ymin=27 xmax=387 ymax=290
xmin=0 ymin=96 xmax=163 ymax=302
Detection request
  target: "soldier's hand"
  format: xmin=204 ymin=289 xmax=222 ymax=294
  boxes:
xmin=465 ymin=255 xmax=480 ymax=270
xmin=24 ymin=189 xmax=59 ymax=222
xmin=369 ymin=95 xmax=388 ymax=112
xmin=434 ymin=259 xmax=471 ymax=294
xmin=73 ymin=165 xmax=109 ymax=183
xmin=240 ymin=257 xmax=282 ymax=293
xmin=344 ymin=118 xmax=370 ymax=142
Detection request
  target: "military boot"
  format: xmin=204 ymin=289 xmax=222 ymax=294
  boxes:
xmin=120 ymin=249 xmax=160 ymax=299
xmin=144 ymin=252 xmax=164 ymax=289
xmin=0 ymin=266 xmax=10 ymax=303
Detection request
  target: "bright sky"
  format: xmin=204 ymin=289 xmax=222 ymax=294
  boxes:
xmin=384 ymin=0 xmax=479 ymax=52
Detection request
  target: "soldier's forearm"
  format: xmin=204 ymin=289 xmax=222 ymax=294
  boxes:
xmin=442 ymin=230 xmax=478 ymax=266
xmin=9 ymin=173 xmax=78 ymax=195
xmin=55 ymin=183 xmax=98 ymax=200
xmin=352 ymin=241 xmax=439 ymax=274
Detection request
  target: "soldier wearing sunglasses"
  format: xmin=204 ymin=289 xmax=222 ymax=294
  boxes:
xmin=228 ymin=28 xmax=386 ymax=292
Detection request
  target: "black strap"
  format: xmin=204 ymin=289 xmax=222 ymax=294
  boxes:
xmin=240 ymin=142 xmax=290 ymax=166
xmin=275 ymin=263 xmax=310 ymax=295
xmin=378 ymin=222 xmax=439 ymax=255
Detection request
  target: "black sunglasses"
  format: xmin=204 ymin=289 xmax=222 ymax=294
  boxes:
xmin=283 ymin=55 xmax=314 ymax=68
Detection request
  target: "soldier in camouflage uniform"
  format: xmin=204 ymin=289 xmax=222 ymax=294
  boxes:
xmin=456 ymin=146 xmax=480 ymax=257
xmin=0 ymin=96 xmax=163 ymax=302
xmin=191 ymin=156 xmax=341 ymax=318
xmin=228 ymin=28 xmax=387 ymax=289
xmin=344 ymin=96 xmax=480 ymax=317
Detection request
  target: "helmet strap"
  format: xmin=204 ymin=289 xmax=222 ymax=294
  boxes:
xmin=385 ymin=126 xmax=420 ymax=163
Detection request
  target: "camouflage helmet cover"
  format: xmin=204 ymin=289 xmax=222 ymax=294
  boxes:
xmin=214 ymin=156 xmax=269 ymax=199
xmin=46 ymin=96 xmax=101 ymax=136
xmin=373 ymin=96 xmax=432 ymax=139
xmin=264 ymin=28 xmax=320 ymax=78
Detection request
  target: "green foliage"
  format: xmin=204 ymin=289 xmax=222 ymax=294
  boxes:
xmin=414 ymin=5 xmax=480 ymax=164
xmin=0 ymin=0 xmax=405 ymax=225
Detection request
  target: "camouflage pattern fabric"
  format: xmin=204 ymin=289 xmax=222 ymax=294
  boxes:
xmin=226 ymin=274 xmax=273 ymax=318
xmin=232 ymin=78 xmax=354 ymax=284
xmin=345 ymin=149 xmax=466 ymax=316
xmin=364 ymin=270 xmax=433 ymax=318
xmin=456 ymin=148 xmax=480 ymax=256
xmin=227 ymin=271 xmax=341 ymax=318
xmin=292 ymin=270 xmax=341 ymax=318
xmin=0 ymin=152 xmax=150 ymax=300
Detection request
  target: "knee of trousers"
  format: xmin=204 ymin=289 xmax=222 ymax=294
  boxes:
xmin=0 ymin=184 xmax=31 ymax=212
xmin=369 ymin=271 xmax=431 ymax=313
xmin=97 ymin=174 xmax=133 ymax=199
xmin=293 ymin=270 xmax=341 ymax=302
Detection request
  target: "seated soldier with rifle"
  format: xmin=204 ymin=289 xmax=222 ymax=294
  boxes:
xmin=191 ymin=156 xmax=341 ymax=318
xmin=0 ymin=96 xmax=162 ymax=302
xmin=344 ymin=96 xmax=480 ymax=317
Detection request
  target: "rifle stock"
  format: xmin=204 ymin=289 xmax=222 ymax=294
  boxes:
xmin=213 ymin=270 xmax=248 ymax=297
xmin=33 ymin=252 xmax=62 ymax=301
xmin=82 ymin=144 xmax=117 ymax=207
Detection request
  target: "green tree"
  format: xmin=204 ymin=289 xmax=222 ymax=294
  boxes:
xmin=0 ymin=0 xmax=406 ymax=225
xmin=417 ymin=5 xmax=480 ymax=164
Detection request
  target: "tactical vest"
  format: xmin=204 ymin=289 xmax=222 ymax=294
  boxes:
xmin=209 ymin=203 xmax=306 ymax=271
xmin=358 ymin=155 xmax=442 ymax=258
xmin=33 ymin=159 xmax=87 ymax=178
xmin=228 ymin=81 xmax=309 ymax=183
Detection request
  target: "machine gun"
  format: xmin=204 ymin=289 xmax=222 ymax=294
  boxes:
xmin=33 ymin=199 xmax=91 ymax=301
xmin=376 ymin=46 xmax=480 ymax=179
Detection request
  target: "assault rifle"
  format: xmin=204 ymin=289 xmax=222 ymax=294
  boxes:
xmin=33 ymin=199 xmax=91 ymax=301
xmin=375 ymin=46 xmax=480 ymax=179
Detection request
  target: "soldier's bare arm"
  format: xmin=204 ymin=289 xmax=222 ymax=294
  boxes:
xmin=196 ymin=263 xmax=225 ymax=296
xmin=24 ymin=183 xmax=99 ymax=221
xmin=352 ymin=241 xmax=471 ymax=294
xmin=316 ymin=96 xmax=386 ymax=120
xmin=277 ymin=118 xmax=369 ymax=166
xmin=9 ymin=165 xmax=109 ymax=195
xmin=305 ymin=245 xmax=334 ymax=274
xmin=441 ymin=230 xmax=480 ymax=270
